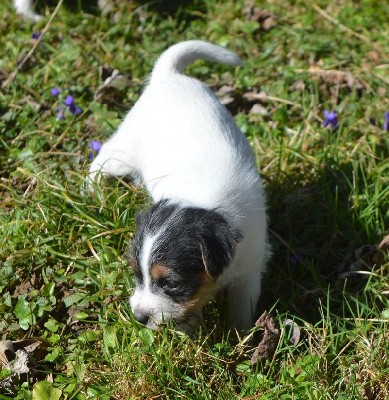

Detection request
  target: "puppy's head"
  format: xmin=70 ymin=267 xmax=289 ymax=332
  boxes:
xmin=129 ymin=200 xmax=242 ymax=332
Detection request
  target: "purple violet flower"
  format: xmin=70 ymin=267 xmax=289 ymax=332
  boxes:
xmin=32 ymin=32 xmax=41 ymax=40
xmin=51 ymin=87 xmax=61 ymax=97
xmin=69 ymin=104 xmax=82 ymax=116
xmin=383 ymin=112 xmax=389 ymax=131
xmin=88 ymin=140 xmax=102 ymax=160
xmin=323 ymin=110 xmax=338 ymax=129
xmin=63 ymin=95 xmax=82 ymax=116
xmin=64 ymin=95 xmax=75 ymax=107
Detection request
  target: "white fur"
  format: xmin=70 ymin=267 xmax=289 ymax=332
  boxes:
xmin=130 ymin=234 xmax=182 ymax=327
xmin=13 ymin=0 xmax=42 ymax=22
xmin=88 ymin=40 xmax=269 ymax=330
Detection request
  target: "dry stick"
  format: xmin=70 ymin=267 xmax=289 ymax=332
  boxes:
xmin=1 ymin=0 xmax=65 ymax=90
xmin=312 ymin=3 xmax=382 ymax=53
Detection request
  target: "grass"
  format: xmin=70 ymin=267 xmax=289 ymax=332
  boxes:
xmin=0 ymin=0 xmax=388 ymax=398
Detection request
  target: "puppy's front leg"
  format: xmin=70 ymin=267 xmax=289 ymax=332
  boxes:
xmin=227 ymin=272 xmax=262 ymax=331
xmin=87 ymin=140 xmax=140 ymax=192
xmin=14 ymin=0 xmax=42 ymax=22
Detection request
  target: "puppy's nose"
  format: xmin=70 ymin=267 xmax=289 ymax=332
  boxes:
xmin=133 ymin=310 xmax=150 ymax=325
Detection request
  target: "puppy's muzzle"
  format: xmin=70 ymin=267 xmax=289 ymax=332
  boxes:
xmin=133 ymin=310 xmax=150 ymax=325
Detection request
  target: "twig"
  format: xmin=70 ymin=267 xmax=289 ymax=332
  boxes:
xmin=2 ymin=0 xmax=65 ymax=89
xmin=243 ymin=91 xmax=301 ymax=107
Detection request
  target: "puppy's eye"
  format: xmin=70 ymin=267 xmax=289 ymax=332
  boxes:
xmin=159 ymin=278 xmax=180 ymax=295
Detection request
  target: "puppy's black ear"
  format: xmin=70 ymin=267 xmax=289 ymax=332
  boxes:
xmin=199 ymin=213 xmax=243 ymax=278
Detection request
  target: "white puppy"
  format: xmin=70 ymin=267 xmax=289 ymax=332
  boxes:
xmin=13 ymin=0 xmax=113 ymax=20
xmin=13 ymin=0 xmax=42 ymax=22
xmin=88 ymin=41 xmax=269 ymax=333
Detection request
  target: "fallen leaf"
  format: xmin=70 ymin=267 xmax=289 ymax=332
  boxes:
xmin=336 ymin=245 xmax=377 ymax=273
xmin=95 ymin=66 xmax=129 ymax=103
xmin=242 ymin=90 xmax=268 ymax=102
xmin=215 ymin=85 xmax=235 ymax=96
xmin=13 ymin=279 xmax=35 ymax=298
xmin=249 ymin=103 xmax=269 ymax=116
xmin=297 ymin=67 xmax=366 ymax=92
xmin=333 ymin=244 xmax=384 ymax=292
xmin=344 ymin=72 xmax=365 ymax=91
xmin=251 ymin=311 xmax=280 ymax=363
xmin=10 ymin=350 xmax=34 ymax=375
xmin=283 ymin=319 xmax=301 ymax=345
xmin=289 ymin=79 xmax=306 ymax=92
xmin=219 ymin=95 xmax=235 ymax=105
xmin=215 ymin=85 xmax=237 ymax=105
xmin=367 ymin=50 xmax=380 ymax=64
xmin=0 ymin=338 xmax=47 ymax=389
xmin=243 ymin=2 xmax=277 ymax=31
xmin=262 ymin=16 xmax=277 ymax=31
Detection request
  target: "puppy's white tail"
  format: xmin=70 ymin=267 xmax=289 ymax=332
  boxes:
xmin=150 ymin=40 xmax=243 ymax=82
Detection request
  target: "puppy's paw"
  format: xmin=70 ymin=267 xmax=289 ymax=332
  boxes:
xmin=28 ymin=12 xmax=43 ymax=22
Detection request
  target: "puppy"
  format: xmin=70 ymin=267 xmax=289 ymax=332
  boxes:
xmin=13 ymin=0 xmax=42 ymax=21
xmin=88 ymin=40 xmax=269 ymax=333
xmin=13 ymin=0 xmax=110 ymax=21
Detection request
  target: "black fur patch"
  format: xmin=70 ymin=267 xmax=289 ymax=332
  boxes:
xmin=131 ymin=200 xmax=242 ymax=302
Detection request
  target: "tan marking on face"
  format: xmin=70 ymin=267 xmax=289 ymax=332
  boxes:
xmin=182 ymin=272 xmax=218 ymax=316
xmin=150 ymin=263 xmax=170 ymax=281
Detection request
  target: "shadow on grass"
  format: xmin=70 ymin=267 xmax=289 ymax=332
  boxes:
xmin=259 ymin=159 xmax=381 ymax=324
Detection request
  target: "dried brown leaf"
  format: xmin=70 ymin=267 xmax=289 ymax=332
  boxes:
xmin=249 ymin=103 xmax=269 ymax=116
xmin=215 ymin=85 xmax=235 ymax=96
xmin=367 ymin=50 xmax=380 ymax=64
xmin=242 ymin=90 xmax=268 ymax=102
xmin=283 ymin=319 xmax=301 ymax=345
xmin=289 ymin=79 xmax=306 ymax=92
xmin=336 ymin=245 xmax=378 ymax=274
xmin=262 ymin=16 xmax=277 ymax=31
xmin=0 ymin=338 xmax=47 ymax=389
xmin=9 ymin=350 xmax=35 ymax=376
xmin=334 ymin=244 xmax=384 ymax=292
xmin=300 ymin=67 xmax=366 ymax=92
xmin=251 ymin=311 xmax=280 ymax=364
xmin=95 ymin=67 xmax=129 ymax=103
xmin=215 ymin=85 xmax=237 ymax=105
xmin=243 ymin=2 xmax=277 ymax=30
